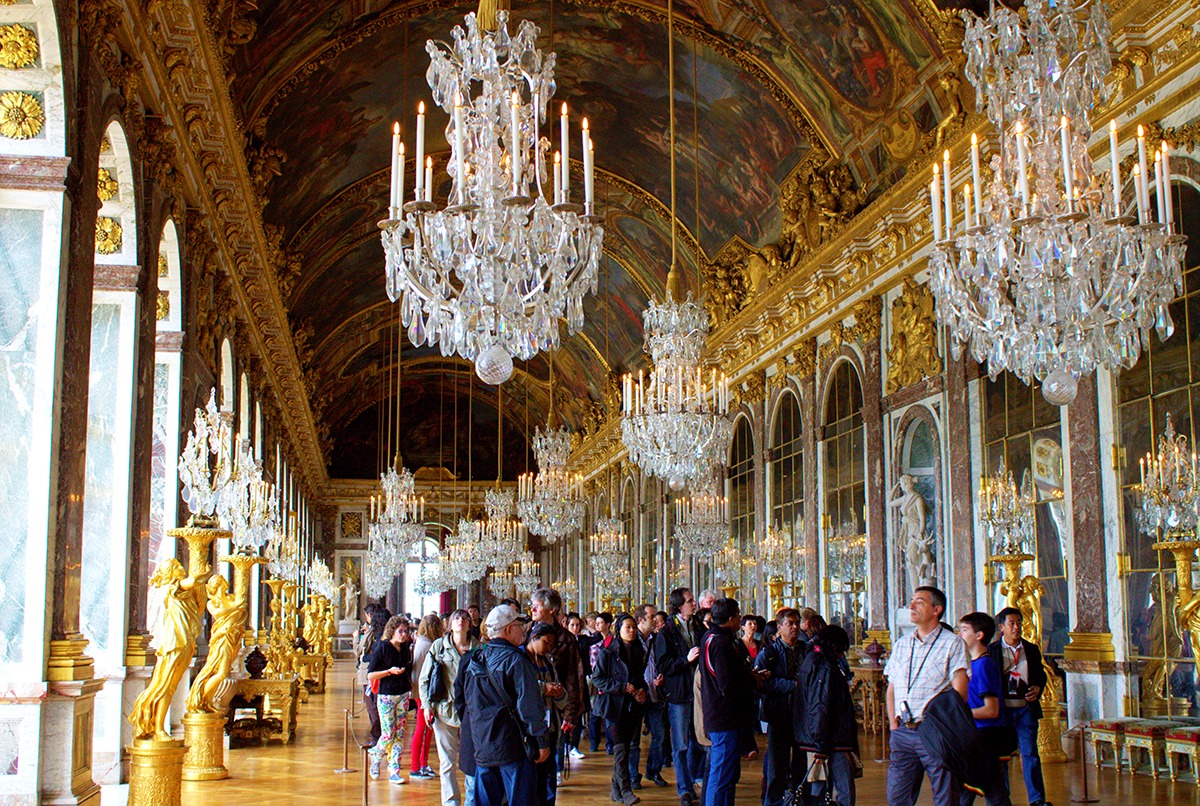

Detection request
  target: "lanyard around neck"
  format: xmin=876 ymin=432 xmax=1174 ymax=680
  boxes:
xmin=907 ymin=628 xmax=942 ymax=692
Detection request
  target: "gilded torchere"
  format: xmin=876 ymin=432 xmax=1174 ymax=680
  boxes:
xmin=127 ymin=524 xmax=222 ymax=806
xmin=263 ymin=576 xmax=288 ymax=674
xmin=182 ymin=553 xmax=267 ymax=781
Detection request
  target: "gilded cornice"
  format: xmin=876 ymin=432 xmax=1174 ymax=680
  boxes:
xmin=122 ymin=0 xmax=330 ymax=488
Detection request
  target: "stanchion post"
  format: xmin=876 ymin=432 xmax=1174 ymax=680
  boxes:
xmin=335 ymin=708 xmax=358 ymax=773
xmin=361 ymin=745 xmax=370 ymax=806
xmin=1071 ymin=724 xmax=1098 ymax=803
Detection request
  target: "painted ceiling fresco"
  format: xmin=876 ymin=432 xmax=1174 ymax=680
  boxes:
xmin=227 ymin=0 xmax=947 ymax=472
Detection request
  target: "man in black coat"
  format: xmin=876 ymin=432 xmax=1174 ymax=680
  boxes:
xmin=755 ymin=607 xmax=807 ymax=806
xmin=989 ymin=607 xmax=1051 ymax=806
xmin=454 ymin=605 xmax=549 ymax=806
xmin=794 ymin=625 xmax=859 ymax=806
xmin=700 ymin=597 xmax=768 ymax=806
xmin=654 ymin=587 xmax=704 ymax=806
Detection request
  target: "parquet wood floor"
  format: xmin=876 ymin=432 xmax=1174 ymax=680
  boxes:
xmin=177 ymin=662 xmax=1199 ymax=805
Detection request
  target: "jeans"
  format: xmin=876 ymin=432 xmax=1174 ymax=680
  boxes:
xmin=811 ymin=752 xmax=856 ymax=806
xmin=473 ymin=759 xmax=537 ymax=806
xmin=635 ymin=700 xmax=666 ymax=779
xmin=887 ymin=724 xmax=959 ymax=806
xmin=1004 ymin=706 xmax=1046 ymax=805
xmin=705 ymin=729 xmax=742 ymax=806
xmin=536 ymin=751 xmax=557 ymax=805
xmin=763 ymin=720 xmax=805 ymax=806
xmin=668 ymin=701 xmax=705 ymax=797
xmin=590 ymin=713 xmax=607 ymax=751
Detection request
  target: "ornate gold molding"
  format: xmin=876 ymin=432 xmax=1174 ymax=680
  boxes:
xmin=95 ymin=216 xmax=123 ymax=254
xmin=97 ymin=167 xmax=119 ymax=201
xmin=0 ymin=24 xmax=38 ymax=69
xmin=886 ymin=278 xmax=941 ymax=395
xmin=1062 ymin=631 xmax=1116 ymax=663
xmin=0 ymin=90 xmax=43 ymax=139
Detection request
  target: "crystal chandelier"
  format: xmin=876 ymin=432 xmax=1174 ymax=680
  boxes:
xmin=308 ymin=558 xmax=337 ymax=600
xmin=223 ymin=438 xmax=280 ymax=551
xmin=712 ymin=540 xmax=746 ymax=589
xmin=363 ymin=528 xmax=397 ymax=598
xmin=178 ymin=389 xmax=234 ymax=524
xmin=477 ymin=487 xmax=527 ymax=570
xmin=512 ymin=551 xmax=542 ymax=599
xmin=589 ymin=517 xmax=628 ymax=579
xmin=266 ymin=514 xmax=301 ymax=582
xmin=517 ymin=421 xmax=584 ymax=543
xmin=370 ymin=461 xmax=427 ymax=558
xmin=673 ymin=482 xmax=729 ymax=557
xmin=931 ymin=0 xmax=1186 ymax=406
xmin=979 ymin=457 xmax=1036 ymax=557
xmin=442 ymin=519 xmax=488 ymax=586
xmin=757 ymin=526 xmax=795 ymax=580
xmin=379 ymin=6 xmax=604 ymax=385
xmin=1135 ymin=412 xmax=1200 ymax=540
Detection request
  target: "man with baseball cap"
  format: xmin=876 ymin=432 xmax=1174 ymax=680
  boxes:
xmin=455 ymin=604 xmax=548 ymax=806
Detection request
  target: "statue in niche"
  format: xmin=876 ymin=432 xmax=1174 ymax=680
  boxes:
xmin=342 ymin=559 xmax=359 ymax=621
xmin=130 ymin=558 xmax=205 ymax=740
xmin=889 ymin=474 xmax=935 ymax=599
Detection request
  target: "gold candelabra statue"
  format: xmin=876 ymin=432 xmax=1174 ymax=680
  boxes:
xmin=263 ymin=576 xmax=289 ymax=675
xmin=759 ymin=525 xmax=797 ymax=615
xmin=983 ymin=460 xmax=1066 ymax=764
xmin=1136 ymin=413 xmax=1200 ymax=716
xmin=182 ymin=552 xmax=266 ymax=781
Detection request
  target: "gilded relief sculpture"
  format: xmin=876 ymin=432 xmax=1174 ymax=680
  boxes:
xmin=885 ymin=278 xmax=942 ymax=395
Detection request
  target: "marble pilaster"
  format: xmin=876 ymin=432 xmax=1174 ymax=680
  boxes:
xmin=945 ymin=352 xmax=976 ymax=613
xmin=1063 ymin=374 xmax=1111 ymax=638
xmin=862 ymin=341 xmax=888 ymax=630
xmin=799 ymin=372 xmax=820 ymax=607
xmin=39 ymin=678 xmax=104 ymax=805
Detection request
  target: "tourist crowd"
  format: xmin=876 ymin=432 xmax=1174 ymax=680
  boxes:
xmin=354 ymin=585 xmax=1052 ymax=806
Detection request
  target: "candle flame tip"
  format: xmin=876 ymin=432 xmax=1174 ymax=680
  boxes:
xmin=393 ymin=121 xmax=400 ymax=134
xmin=1138 ymin=124 xmax=1145 ymax=137
xmin=418 ymin=100 xmax=425 ymax=113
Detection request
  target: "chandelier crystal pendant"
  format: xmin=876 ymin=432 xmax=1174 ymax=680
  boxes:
xmin=222 ymin=438 xmax=280 ymax=552
xmin=979 ymin=457 xmax=1036 ymax=557
xmin=443 ymin=519 xmax=489 ymax=586
xmin=673 ymin=481 xmax=729 ymax=556
xmin=589 ymin=517 xmax=628 ymax=579
xmin=379 ymin=6 xmax=604 ymax=385
xmin=1135 ymin=412 xmax=1200 ymax=540
xmin=931 ymin=0 xmax=1186 ymax=406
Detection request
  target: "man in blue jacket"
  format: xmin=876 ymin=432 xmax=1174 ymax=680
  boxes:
xmin=755 ymin=607 xmax=806 ymax=806
xmin=653 ymin=587 xmax=704 ymax=806
xmin=454 ymin=604 xmax=550 ymax=806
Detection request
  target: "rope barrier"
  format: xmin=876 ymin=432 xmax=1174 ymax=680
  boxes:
xmin=334 ymin=708 xmax=358 ymax=773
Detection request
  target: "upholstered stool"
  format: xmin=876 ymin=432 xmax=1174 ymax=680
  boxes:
xmin=1090 ymin=718 xmax=1140 ymax=771
xmin=1124 ymin=719 xmax=1173 ymax=776
xmin=1165 ymin=726 xmax=1200 ymax=782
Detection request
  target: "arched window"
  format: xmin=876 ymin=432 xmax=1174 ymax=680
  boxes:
xmin=770 ymin=390 xmax=805 ymax=601
xmin=94 ymin=123 xmax=137 ymax=265
xmin=822 ymin=361 xmax=866 ymax=640
xmin=643 ymin=476 xmax=661 ymax=603
xmin=239 ymin=371 xmax=251 ymax=442
xmin=405 ymin=537 xmax=439 ymax=617
xmin=728 ymin=417 xmax=756 ymax=597
xmin=220 ymin=338 xmax=235 ymax=412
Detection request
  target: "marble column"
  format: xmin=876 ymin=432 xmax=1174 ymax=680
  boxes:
xmin=799 ymin=372 xmax=820 ymax=608
xmin=862 ymin=342 xmax=889 ymax=632
xmin=944 ymin=352 xmax=976 ymax=614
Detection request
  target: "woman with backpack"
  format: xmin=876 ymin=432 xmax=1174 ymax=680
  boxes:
xmin=417 ymin=608 xmax=479 ymax=806
xmin=593 ymin=613 xmax=648 ymax=806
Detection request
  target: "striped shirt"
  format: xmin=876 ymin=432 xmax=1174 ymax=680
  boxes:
xmin=884 ymin=625 xmax=968 ymax=722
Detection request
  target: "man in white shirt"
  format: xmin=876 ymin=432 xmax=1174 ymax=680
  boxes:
xmin=884 ymin=585 xmax=969 ymax=806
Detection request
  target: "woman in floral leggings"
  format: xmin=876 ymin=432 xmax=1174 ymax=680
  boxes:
xmin=366 ymin=616 xmax=414 ymax=784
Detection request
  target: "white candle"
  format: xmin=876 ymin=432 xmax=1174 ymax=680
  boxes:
xmin=510 ymin=90 xmax=521 ymax=196
xmin=930 ymin=167 xmax=942 ymax=242
xmin=1015 ymin=122 xmax=1030 ymax=210
xmin=1060 ymin=116 xmax=1074 ymax=212
xmin=964 ymin=183 xmax=973 ymax=230
xmin=1108 ymin=120 xmax=1121 ymax=217
xmin=582 ymin=117 xmax=594 ymax=206
xmin=1137 ymin=124 xmax=1149 ymax=221
xmin=970 ymin=133 xmax=982 ymax=219
xmin=942 ymin=149 xmax=953 ymax=234
xmin=1155 ymin=150 xmax=1165 ymax=224
xmin=553 ymin=151 xmax=562 ymax=203
xmin=390 ymin=122 xmax=401 ymax=211
xmin=415 ymin=101 xmax=426 ymax=201
xmin=1133 ymin=164 xmax=1145 ymax=225
xmin=560 ymin=103 xmax=570 ymax=202
xmin=1163 ymin=141 xmax=1174 ymax=231
xmin=424 ymin=156 xmax=433 ymax=203
xmin=453 ymin=93 xmax=466 ymax=205
xmin=397 ymin=141 xmax=405 ymax=211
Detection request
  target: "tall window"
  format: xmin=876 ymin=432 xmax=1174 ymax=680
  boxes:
xmin=823 ymin=361 xmax=865 ymax=637
xmin=771 ymin=391 xmax=805 ymax=602
xmin=620 ymin=480 xmax=635 ymax=599
xmin=982 ymin=373 xmax=1067 ymax=654
xmin=643 ymin=476 xmax=660 ymax=603
xmin=405 ymin=537 xmax=439 ymax=617
xmin=729 ymin=417 xmax=755 ymax=598
xmin=1117 ymin=182 xmax=1200 ymax=713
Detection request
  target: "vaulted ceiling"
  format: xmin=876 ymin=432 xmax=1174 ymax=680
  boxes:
xmin=222 ymin=0 xmax=953 ymax=477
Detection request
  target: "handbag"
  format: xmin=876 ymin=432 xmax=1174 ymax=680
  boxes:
xmin=426 ymin=655 xmax=447 ymax=704
xmin=480 ymin=653 xmax=540 ymax=762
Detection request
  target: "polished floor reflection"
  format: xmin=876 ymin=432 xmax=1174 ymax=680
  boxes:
xmin=177 ymin=661 xmax=1200 ymax=805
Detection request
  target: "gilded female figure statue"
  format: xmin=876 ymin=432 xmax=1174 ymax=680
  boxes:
xmin=130 ymin=559 xmax=205 ymax=740
xmin=888 ymin=474 xmax=935 ymax=599
xmin=186 ymin=574 xmax=244 ymax=713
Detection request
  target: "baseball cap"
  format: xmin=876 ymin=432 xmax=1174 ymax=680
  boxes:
xmin=484 ymin=604 xmax=530 ymax=633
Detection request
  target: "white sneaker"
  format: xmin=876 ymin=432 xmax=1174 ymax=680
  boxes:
xmin=569 ymin=747 xmax=586 ymax=760
xmin=389 ymin=774 xmax=406 ymax=785
xmin=556 ymin=772 xmax=563 ymax=786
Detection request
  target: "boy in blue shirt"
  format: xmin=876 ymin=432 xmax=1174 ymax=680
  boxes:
xmin=957 ymin=612 xmax=1012 ymax=806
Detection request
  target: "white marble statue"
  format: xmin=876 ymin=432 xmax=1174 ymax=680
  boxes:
xmin=342 ymin=578 xmax=359 ymax=622
xmin=889 ymin=474 xmax=936 ymax=600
